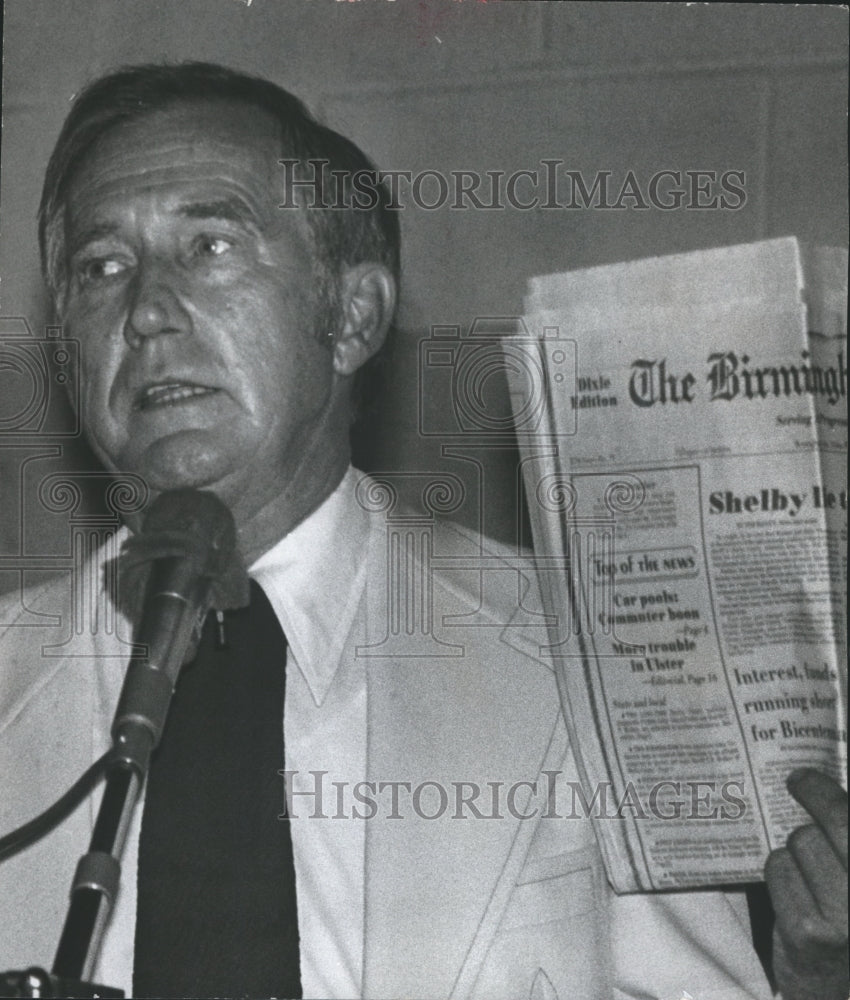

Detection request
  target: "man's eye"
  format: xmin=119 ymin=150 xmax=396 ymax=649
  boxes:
xmin=78 ymin=258 xmax=128 ymax=282
xmin=194 ymin=235 xmax=234 ymax=258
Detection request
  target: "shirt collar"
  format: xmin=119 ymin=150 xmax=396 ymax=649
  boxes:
xmin=249 ymin=466 xmax=371 ymax=707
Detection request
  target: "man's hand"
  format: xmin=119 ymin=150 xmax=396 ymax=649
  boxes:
xmin=765 ymin=769 xmax=848 ymax=1000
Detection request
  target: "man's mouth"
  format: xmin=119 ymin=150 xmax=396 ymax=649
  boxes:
xmin=135 ymin=382 xmax=219 ymax=411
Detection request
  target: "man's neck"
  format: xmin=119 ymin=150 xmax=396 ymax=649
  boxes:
xmin=235 ymin=455 xmax=350 ymax=566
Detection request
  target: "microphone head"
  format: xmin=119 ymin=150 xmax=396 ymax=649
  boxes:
xmin=109 ymin=488 xmax=250 ymax=648
xmin=142 ymin=488 xmax=238 ymax=578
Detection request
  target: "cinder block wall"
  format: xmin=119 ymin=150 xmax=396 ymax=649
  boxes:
xmin=1 ymin=1 xmax=846 ymax=569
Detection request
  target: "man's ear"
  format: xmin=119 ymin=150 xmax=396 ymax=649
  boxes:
xmin=332 ymin=263 xmax=397 ymax=377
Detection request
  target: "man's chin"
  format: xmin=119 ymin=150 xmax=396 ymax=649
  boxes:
xmin=120 ymin=435 xmax=246 ymax=498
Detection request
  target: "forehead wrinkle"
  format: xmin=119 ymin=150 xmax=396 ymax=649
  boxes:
xmin=69 ymin=157 xmax=274 ymax=203
xmin=178 ymin=197 xmax=260 ymax=227
xmin=67 ymin=113 xmax=280 ymax=203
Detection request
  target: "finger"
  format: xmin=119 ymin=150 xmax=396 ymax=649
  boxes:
xmin=765 ymin=847 xmax=845 ymax=955
xmin=764 ymin=847 xmax=823 ymax=950
xmin=786 ymin=823 xmax=849 ymax=925
xmin=787 ymin=769 xmax=848 ymax=868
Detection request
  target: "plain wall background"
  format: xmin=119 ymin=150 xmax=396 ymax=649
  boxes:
xmin=0 ymin=1 xmax=847 ymax=578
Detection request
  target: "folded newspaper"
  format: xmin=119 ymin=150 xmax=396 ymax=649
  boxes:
xmin=507 ymin=237 xmax=847 ymax=892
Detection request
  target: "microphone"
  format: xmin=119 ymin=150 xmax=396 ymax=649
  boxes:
xmin=110 ymin=488 xmax=241 ymax=773
xmin=29 ymin=492 xmax=243 ymax=986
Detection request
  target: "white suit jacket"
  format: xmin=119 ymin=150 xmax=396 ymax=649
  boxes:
xmin=0 ymin=504 xmax=774 ymax=999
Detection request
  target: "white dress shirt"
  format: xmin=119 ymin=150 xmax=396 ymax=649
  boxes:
xmin=252 ymin=466 xmax=370 ymax=998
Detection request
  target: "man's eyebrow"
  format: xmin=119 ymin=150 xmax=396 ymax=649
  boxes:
xmin=68 ymin=198 xmax=262 ymax=255
xmin=69 ymin=222 xmax=122 ymax=254
xmin=177 ymin=198 xmax=260 ymax=226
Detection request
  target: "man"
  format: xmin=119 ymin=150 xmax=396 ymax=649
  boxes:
xmin=0 ymin=62 xmax=846 ymax=999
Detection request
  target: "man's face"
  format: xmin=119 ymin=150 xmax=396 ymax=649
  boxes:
xmin=59 ymin=100 xmax=340 ymax=516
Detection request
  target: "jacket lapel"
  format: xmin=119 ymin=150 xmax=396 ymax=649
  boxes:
xmin=358 ymin=520 xmax=562 ymax=998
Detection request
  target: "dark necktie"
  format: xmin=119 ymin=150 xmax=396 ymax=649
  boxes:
xmin=134 ymin=579 xmax=302 ymax=999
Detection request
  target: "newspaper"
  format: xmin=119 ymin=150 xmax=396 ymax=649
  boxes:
xmin=507 ymin=237 xmax=848 ymax=892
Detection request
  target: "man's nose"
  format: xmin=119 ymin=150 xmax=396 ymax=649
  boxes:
xmin=124 ymin=261 xmax=191 ymax=346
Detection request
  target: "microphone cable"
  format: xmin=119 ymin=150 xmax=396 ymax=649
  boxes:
xmin=0 ymin=751 xmax=112 ymax=863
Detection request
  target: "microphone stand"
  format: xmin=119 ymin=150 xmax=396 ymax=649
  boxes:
xmin=1 ymin=553 xmax=213 ymax=999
